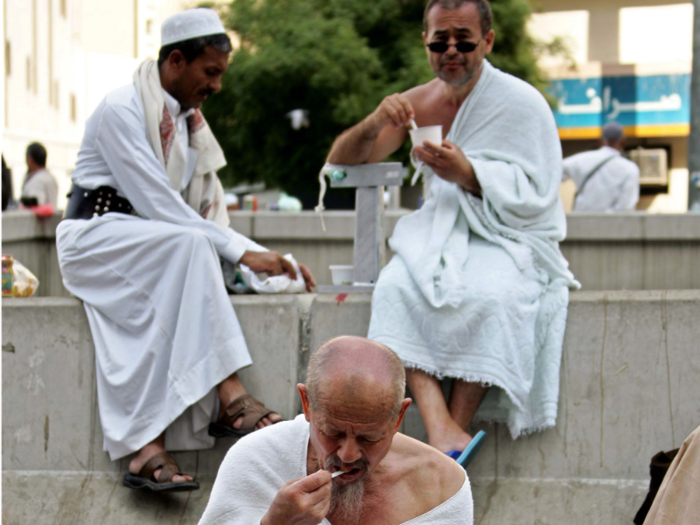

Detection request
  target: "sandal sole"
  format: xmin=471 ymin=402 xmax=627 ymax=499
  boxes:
xmin=123 ymin=473 xmax=200 ymax=492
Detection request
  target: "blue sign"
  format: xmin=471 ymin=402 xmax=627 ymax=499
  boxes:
xmin=549 ymin=73 xmax=690 ymax=137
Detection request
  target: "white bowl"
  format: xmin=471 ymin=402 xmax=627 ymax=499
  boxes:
xmin=329 ymin=265 xmax=354 ymax=286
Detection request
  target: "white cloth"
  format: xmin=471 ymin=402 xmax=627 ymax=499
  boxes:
xmin=22 ymin=168 xmax=58 ymax=207
xmin=368 ymin=60 xmax=579 ymax=438
xmin=57 ymin=78 xmax=265 ymax=460
xmin=162 ymin=89 xmax=197 ymax=190
xmin=240 ymin=254 xmax=307 ymax=294
xmin=198 ymin=415 xmax=473 ymax=525
xmin=562 ymin=146 xmax=640 ymax=212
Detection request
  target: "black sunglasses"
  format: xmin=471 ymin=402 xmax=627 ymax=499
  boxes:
xmin=426 ymin=40 xmax=481 ymax=54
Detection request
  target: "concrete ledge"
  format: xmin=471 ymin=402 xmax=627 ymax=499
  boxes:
xmin=3 ymin=290 xmax=699 ymax=524
xmin=3 ymin=211 xmax=700 ymax=295
xmin=4 ymin=210 xmax=700 ymax=242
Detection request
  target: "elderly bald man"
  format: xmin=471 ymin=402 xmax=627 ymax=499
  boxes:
xmin=198 ymin=336 xmax=472 ymax=525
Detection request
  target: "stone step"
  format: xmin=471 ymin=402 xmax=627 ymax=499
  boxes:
xmin=3 ymin=291 xmax=699 ymax=524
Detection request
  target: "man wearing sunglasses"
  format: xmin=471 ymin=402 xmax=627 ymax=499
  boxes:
xmin=327 ymin=0 xmax=578 ymax=467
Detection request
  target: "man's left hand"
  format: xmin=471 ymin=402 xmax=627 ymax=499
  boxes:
xmin=413 ymin=140 xmax=481 ymax=195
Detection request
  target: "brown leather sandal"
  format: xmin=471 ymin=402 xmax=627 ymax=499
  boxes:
xmin=122 ymin=451 xmax=200 ymax=492
xmin=208 ymin=394 xmax=281 ymax=438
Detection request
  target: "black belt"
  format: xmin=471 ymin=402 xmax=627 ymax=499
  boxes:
xmin=64 ymin=185 xmax=135 ymax=220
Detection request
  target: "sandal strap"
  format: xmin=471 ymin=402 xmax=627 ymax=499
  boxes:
xmin=139 ymin=451 xmax=183 ymax=483
xmin=221 ymin=394 xmax=274 ymax=431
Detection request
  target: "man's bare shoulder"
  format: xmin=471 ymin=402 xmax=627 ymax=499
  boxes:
xmin=402 ymin=79 xmax=442 ymax=105
xmin=389 ymin=433 xmax=466 ymax=503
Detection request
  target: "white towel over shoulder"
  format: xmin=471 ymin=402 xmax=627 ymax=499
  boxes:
xmin=369 ymin=60 xmax=580 ymax=438
xmin=198 ymin=415 xmax=473 ymax=525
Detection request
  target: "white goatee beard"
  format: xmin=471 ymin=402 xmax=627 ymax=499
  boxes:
xmin=329 ymin=480 xmax=365 ymax=525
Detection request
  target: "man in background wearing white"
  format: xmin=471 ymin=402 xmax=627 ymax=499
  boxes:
xmin=562 ymin=122 xmax=640 ymax=212
xmin=21 ymin=142 xmax=58 ymax=207
xmin=56 ymin=8 xmax=315 ymax=492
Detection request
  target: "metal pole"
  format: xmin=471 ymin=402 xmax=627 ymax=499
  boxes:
xmin=689 ymin=0 xmax=700 ymax=210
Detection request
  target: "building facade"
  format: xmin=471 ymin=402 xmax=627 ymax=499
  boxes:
xmin=2 ymin=0 xmax=190 ymax=209
xmin=530 ymin=0 xmax=692 ymax=212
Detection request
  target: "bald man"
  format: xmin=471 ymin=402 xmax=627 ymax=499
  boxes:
xmin=198 ymin=336 xmax=472 ymax=525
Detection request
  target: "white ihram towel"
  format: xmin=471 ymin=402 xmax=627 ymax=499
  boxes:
xmin=368 ymin=60 xmax=580 ymax=438
xmin=199 ymin=415 xmax=472 ymax=525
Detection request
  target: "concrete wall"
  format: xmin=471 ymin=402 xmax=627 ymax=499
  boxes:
xmin=3 ymin=210 xmax=700 ymax=296
xmin=3 ymin=291 xmax=700 ymax=524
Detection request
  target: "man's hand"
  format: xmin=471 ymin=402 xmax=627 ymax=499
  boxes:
xmin=239 ymin=251 xmax=317 ymax=292
xmin=261 ymin=470 xmax=332 ymax=525
xmin=298 ymin=263 xmax=316 ymax=293
xmin=370 ymin=93 xmax=416 ymax=131
xmin=413 ymin=140 xmax=481 ymax=195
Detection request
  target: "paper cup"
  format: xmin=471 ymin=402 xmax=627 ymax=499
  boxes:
xmin=409 ymin=125 xmax=443 ymax=169
xmin=330 ymin=265 xmax=354 ymax=286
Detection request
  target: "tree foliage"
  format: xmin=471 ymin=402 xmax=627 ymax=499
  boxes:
xmin=204 ymin=0 xmax=552 ymax=208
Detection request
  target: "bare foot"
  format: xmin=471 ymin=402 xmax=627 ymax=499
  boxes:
xmin=428 ymin=419 xmax=473 ymax=454
xmin=128 ymin=439 xmax=193 ymax=483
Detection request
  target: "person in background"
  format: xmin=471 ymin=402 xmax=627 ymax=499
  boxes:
xmin=2 ymin=155 xmax=14 ymax=211
xmin=21 ymin=142 xmax=58 ymax=208
xmin=562 ymin=122 xmax=640 ymax=212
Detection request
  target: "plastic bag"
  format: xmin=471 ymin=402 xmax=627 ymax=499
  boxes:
xmin=13 ymin=260 xmax=39 ymax=297
xmin=239 ymin=254 xmax=306 ymax=294
xmin=1 ymin=256 xmax=39 ymax=297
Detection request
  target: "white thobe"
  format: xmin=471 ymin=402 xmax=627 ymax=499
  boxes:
xmin=56 ymin=82 xmax=264 ymax=460
xmin=562 ymin=146 xmax=640 ymax=212
xmin=22 ymin=168 xmax=58 ymax=207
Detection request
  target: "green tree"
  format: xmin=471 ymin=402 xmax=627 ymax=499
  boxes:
xmin=205 ymin=0 xmax=553 ymax=208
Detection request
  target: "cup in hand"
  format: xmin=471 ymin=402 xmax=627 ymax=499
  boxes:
xmin=409 ymin=125 xmax=443 ymax=169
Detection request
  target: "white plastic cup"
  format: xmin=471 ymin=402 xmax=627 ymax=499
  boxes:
xmin=409 ymin=125 xmax=443 ymax=169
xmin=330 ymin=265 xmax=354 ymax=286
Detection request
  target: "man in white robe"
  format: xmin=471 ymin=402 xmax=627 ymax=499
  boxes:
xmin=56 ymin=8 xmax=315 ymax=491
xmin=562 ymin=121 xmax=640 ymax=212
xmin=326 ymin=0 xmax=578 ymax=462
xmin=198 ymin=336 xmax=472 ymax=525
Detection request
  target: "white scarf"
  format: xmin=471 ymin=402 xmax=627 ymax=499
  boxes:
xmin=133 ymin=59 xmax=230 ymax=228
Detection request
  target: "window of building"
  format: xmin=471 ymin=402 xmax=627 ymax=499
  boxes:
xmin=61 ymin=0 xmax=67 ymax=18
xmin=54 ymin=81 xmax=59 ymax=109
xmin=620 ymin=4 xmax=693 ymax=64
xmin=146 ymin=19 xmax=153 ymax=35
xmin=5 ymin=41 xmax=10 ymax=76
xmin=26 ymin=57 xmax=31 ymax=90
xmin=70 ymin=93 xmax=76 ymax=122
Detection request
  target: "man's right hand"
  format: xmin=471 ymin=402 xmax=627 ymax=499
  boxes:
xmin=239 ymin=251 xmax=297 ymax=280
xmin=370 ymin=93 xmax=415 ymax=130
xmin=261 ymin=470 xmax=332 ymax=525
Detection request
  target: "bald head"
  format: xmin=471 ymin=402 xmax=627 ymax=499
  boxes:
xmin=305 ymin=336 xmax=406 ymax=420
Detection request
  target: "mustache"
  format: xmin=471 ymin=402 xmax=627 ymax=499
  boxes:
xmin=440 ymin=56 xmax=465 ymax=66
xmin=323 ymin=455 xmax=368 ymax=473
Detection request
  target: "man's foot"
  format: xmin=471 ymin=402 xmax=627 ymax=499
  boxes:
xmin=209 ymin=394 xmax=282 ymax=438
xmin=217 ymin=374 xmax=282 ymax=431
xmin=428 ymin=419 xmax=473 ymax=455
xmin=128 ymin=440 xmax=193 ymax=483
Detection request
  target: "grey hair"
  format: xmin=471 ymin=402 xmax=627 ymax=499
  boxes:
xmin=602 ymin=122 xmax=625 ymax=143
xmin=306 ymin=337 xmax=406 ymax=420
xmin=423 ymin=0 xmax=493 ymax=36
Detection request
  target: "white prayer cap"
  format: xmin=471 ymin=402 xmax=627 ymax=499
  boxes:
xmin=161 ymin=8 xmax=226 ymax=47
